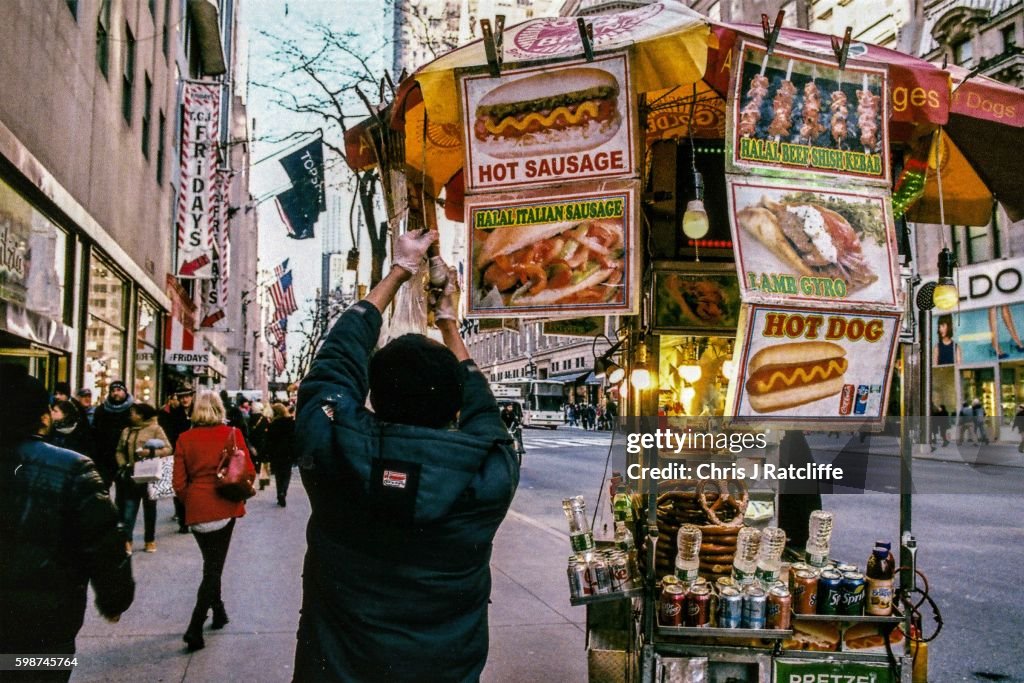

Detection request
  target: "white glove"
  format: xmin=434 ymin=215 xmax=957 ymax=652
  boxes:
xmin=392 ymin=229 xmax=438 ymax=275
xmin=433 ymin=265 xmax=460 ymax=322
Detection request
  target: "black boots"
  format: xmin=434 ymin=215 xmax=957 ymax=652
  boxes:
xmin=277 ymin=495 xmax=286 ymax=507
xmin=184 ymin=607 xmax=207 ymax=651
xmin=211 ymin=601 xmax=229 ymax=630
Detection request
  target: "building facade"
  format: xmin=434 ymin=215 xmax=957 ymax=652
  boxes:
xmin=0 ymin=0 xmax=260 ymax=403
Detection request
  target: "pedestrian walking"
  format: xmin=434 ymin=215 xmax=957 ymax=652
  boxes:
xmin=293 ymin=231 xmax=518 ymax=681
xmin=501 ymin=402 xmax=525 ymax=462
xmin=265 ymin=403 xmax=296 ymax=507
xmin=586 ymin=403 xmax=597 ymax=431
xmin=567 ymin=403 xmax=577 ymax=427
xmin=972 ymin=398 xmax=989 ymax=445
xmin=92 ymin=380 xmax=135 ymax=489
xmin=0 ymin=364 xmax=134 ymax=677
xmin=1014 ymin=404 xmax=1024 ymax=453
xmin=172 ymin=390 xmax=254 ymax=652
xmin=73 ymin=387 xmax=95 ymax=425
xmin=159 ymin=387 xmax=194 ymax=533
xmin=47 ymin=399 xmax=94 ymax=458
xmin=957 ymin=401 xmax=976 ymax=445
xmin=116 ymin=402 xmax=172 ymax=554
xmin=930 ymin=402 xmax=949 ymax=450
xmin=249 ymin=402 xmax=272 ymax=490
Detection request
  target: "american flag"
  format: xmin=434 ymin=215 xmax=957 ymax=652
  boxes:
xmin=266 ymin=318 xmax=287 ymax=348
xmin=272 ymin=345 xmax=286 ymax=376
xmin=275 ymin=258 xmax=289 ymax=279
xmin=269 ymin=268 xmax=298 ymax=318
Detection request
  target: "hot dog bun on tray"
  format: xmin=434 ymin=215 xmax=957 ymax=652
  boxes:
xmin=473 ymin=68 xmax=621 ymax=159
xmin=745 ymin=341 xmax=848 ymax=413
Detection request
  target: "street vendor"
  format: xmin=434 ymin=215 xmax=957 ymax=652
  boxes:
xmin=292 ymin=228 xmax=519 ymax=682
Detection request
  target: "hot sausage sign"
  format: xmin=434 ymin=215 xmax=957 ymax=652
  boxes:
xmin=727 ymin=305 xmax=900 ymax=423
xmin=459 ymin=54 xmax=636 ymax=192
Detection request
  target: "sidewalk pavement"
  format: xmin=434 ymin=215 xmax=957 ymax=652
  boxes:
xmin=807 ymin=432 xmax=1024 ymax=467
xmin=73 ymin=480 xmax=587 ymax=682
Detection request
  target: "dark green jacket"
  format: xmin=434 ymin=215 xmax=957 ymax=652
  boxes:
xmin=294 ymin=301 xmax=518 ymax=683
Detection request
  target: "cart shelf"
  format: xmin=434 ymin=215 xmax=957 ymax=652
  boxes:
xmin=570 ymin=587 xmax=643 ymax=607
xmin=793 ymin=611 xmax=903 ymax=625
xmin=656 ymin=624 xmax=792 ymax=639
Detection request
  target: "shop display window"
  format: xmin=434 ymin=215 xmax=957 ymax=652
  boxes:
xmin=84 ymin=256 xmax=126 ymax=400
xmin=134 ymin=296 xmax=160 ymax=405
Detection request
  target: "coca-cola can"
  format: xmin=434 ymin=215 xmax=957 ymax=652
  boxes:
xmin=660 ymin=584 xmax=686 ymax=626
xmin=767 ymin=585 xmax=792 ymax=630
xmin=790 ymin=569 xmax=818 ymax=614
xmin=839 ymin=384 xmax=855 ymax=415
xmin=685 ymin=584 xmax=712 ymax=627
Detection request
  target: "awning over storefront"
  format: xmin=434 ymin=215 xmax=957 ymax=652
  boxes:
xmin=0 ymin=301 xmax=73 ymax=351
xmin=548 ymin=371 xmax=603 ymax=385
xmin=187 ymin=0 xmax=226 ymax=76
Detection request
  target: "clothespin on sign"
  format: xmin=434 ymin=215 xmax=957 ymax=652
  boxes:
xmin=577 ymin=17 xmax=595 ymax=62
xmin=831 ymin=27 xmax=853 ymax=70
xmin=760 ymin=11 xmax=784 ymax=55
xmin=481 ymin=16 xmax=505 ymax=77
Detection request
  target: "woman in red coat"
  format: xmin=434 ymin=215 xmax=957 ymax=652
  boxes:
xmin=172 ymin=390 xmax=254 ymax=652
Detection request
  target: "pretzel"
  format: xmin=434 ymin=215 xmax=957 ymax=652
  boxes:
xmin=701 ymin=542 xmax=737 ymax=554
xmin=696 ymin=479 xmax=749 ymax=526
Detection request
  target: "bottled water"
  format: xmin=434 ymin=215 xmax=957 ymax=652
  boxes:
xmin=732 ymin=526 xmax=760 ymax=584
xmin=804 ymin=510 xmax=834 ymax=568
xmin=675 ymin=524 xmax=702 ymax=584
xmin=562 ymin=496 xmax=594 ymax=559
xmin=755 ymin=527 xmax=787 ymax=587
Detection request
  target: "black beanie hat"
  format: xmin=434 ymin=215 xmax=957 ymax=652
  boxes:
xmin=0 ymin=364 xmax=52 ymax=441
xmin=369 ymin=334 xmax=463 ymax=428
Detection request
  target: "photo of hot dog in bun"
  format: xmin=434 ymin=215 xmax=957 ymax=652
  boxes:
xmin=745 ymin=341 xmax=848 ymax=413
xmin=737 ymin=195 xmax=878 ymax=292
xmin=474 ymin=219 xmax=624 ymax=307
xmin=473 ymin=68 xmax=621 ymax=158
xmin=782 ymin=620 xmax=840 ymax=651
xmin=843 ymin=622 xmax=904 ymax=650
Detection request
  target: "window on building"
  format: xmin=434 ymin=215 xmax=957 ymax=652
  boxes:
xmin=141 ymin=75 xmax=152 ymax=158
xmin=552 ymin=361 xmax=559 ymax=371
xmin=135 ymin=297 xmax=160 ymax=404
xmin=122 ymin=24 xmax=136 ymax=123
xmin=96 ymin=1 xmax=111 ymax=78
xmin=156 ymin=110 xmax=166 ymax=184
xmin=1003 ymin=26 xmax=1017 ymax=52
xmin=952 ymin=212 xmax=1001 ymax=265
xmin=85 ymin=257 xmax=127 ymax=401
xmin=953 ymin=37 xmax=973 ymax=66
xmin=66 ymin=0 xmax=78 ymax=19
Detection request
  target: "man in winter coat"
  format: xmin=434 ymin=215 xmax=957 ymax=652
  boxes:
xmin=92 ymin=380 xmax=135 ymax=488
xmin=0 ymin=365 xmax=134 ymax=673
xmin=293 ymin=230 xmax=519 ymax=682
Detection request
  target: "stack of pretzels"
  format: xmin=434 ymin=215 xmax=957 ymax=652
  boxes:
xmin=646 ymin=478 xmax=749 ymax=580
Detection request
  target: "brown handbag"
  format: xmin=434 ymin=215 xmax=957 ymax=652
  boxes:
xmin=215 ymin=427 xmax=256 ymax=502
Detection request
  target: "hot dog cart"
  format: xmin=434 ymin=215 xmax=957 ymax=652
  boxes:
xmin=342 ymin=4 xmax=1024 ymax=681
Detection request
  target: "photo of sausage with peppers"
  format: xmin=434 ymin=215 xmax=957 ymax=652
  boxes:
xmin=474 ymin=220 xmax=625 ymax=307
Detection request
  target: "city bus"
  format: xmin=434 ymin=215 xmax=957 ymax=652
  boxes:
xmin=493 ymin=379 xmax=565 ymax=429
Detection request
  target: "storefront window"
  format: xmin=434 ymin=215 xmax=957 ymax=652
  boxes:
xmin=135 ymin=296 xmax=160 ymax=405
xmin=0 ymin=178 xmax=71 ymax=324
xmin=84 ymin=257 xmax=127 ymax=400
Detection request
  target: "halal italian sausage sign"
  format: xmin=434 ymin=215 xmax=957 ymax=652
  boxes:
xmin=465 ymin=181 xmax=638 ymax=318
xmin=727 ymin=177 xmax=900 ymax=310
xmin=459 ymin=54 xmax=635 ymax=192
xmin=726 ymin=304 xmax=900 ymax=424
xmin=727 ymin=41 xmax=890 ymax=184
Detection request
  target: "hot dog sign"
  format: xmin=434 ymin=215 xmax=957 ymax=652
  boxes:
xmin=727 ymin=305 xmax=900 ymax=423
xmin=459 ymin=54 xmax=636 ymax=192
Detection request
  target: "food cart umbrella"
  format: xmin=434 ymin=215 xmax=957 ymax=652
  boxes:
xmin=344 ymin=3 xmax=1024 ymax=225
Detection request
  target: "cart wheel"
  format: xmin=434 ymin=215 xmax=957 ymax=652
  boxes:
xmin=697 ymin=479 xmax=749 ymax=525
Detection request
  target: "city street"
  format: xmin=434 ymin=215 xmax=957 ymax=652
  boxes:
xmin=71 ymin=427 xmax=1024 ymax=682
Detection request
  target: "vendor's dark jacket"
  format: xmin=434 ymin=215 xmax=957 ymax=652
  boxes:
xmin=293 ymin=301 xmax=519 ymax=683
xmin=0 ymin=437 xmax=134 ymax=651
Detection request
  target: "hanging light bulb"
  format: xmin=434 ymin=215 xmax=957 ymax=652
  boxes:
xmin=933 ymin=247 xmax=959 ymax=310
xmin=631 ymin=367 xmax=652 ymax=390
xmin=722 ymin=359 xmax=736 ymax=381
xmin=679 ymin=364 xmax=702 ymax=383
xmin=606 ymin=363 xmax=626 ymax=385
xmin=682 ymin=199 xmax=710 ymax=240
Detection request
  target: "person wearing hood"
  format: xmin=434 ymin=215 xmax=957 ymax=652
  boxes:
xmin=47 ymin=399 xmax=95 ymax=459
xmin=116 ymin=402 xmax=172 ymax=554
xmin=92 ymin=380 xmax=135 ymax=488
xmin=292 ymin=230 xmax=518 ymax=682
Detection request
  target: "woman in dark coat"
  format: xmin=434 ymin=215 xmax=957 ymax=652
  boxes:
xmin=172 ymin=390 xmax=254 ymax=652
xmin=265 ymin=403 xmax=296 ymax=507
xmin=47 ymin=399 xmax=94 ymax=458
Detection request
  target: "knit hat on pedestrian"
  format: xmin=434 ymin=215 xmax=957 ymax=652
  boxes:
xmin=0 ymin=364 xmax=52 ymax=441
xmin=369 ymin=334 xmax=463 ymax=428
xmin=109 ymin=380 xmax=127 ymax=392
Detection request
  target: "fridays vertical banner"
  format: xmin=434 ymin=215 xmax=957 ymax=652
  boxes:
xmin=176 ymin=81 xmax=221 ymax=279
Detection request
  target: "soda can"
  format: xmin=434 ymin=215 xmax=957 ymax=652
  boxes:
xmin=766 ymin=585 xmax=792 ymax=630
xmin=567 ymin=559 xmax=583 ymax=599
xmin=717 ymin=586 xmax=743 ymax=628
xmin=840 ymin=571 xmax=866 ymax=616
xmin=835 ymin=563 xmax=858 ymax=574
xmin=817 ymin=568 xmax=843 ymax=615
xmin=742 ymin=584 xmax=767 ymax=629
xmin=610 ymin=552 xmax=632 ymax=592
xmin=590 ymin=556 xmax=612 ymax=595
xmin=715 ymin=576 xmax=737 ymax=593
xmin=691 ymin=576 xmax=710 ymax=590
xmin=839 ymin=384 xmax=855 ymax=415
xmin=854 ymin=385 xmax=870 ymax=415
xmin=572 ymin=558 xmax=592 ymax=597
xmin=790 ymin=569 xmax=818 ymax=614
xmin=660 ymin=584 xmax=686 ymax=626
xmin=789 ymin=562 xmax=813 ymax=575
xmin=685 ymin=584 xmax=712 ymax=627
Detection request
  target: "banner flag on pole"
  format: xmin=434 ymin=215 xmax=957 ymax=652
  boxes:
xmin=278 ymin=138 xmax=326 ymax=212
xmin=272 ymin=344 xmax=286 ymax=376
xmin=266 ymin=318 xmax=287 ymax=348
xmin=201 ymin=171 xmax=230 ymax=328
xmin=268 ymin=262 xmax=298 ymax=318
xmin=275 ymin=187 xmax=318 ymax=240
xmin=176 ymin=80 xmax=221 ymax=279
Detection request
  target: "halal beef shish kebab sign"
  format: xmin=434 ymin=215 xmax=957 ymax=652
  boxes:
xmin=458 ymin=53 xmax=636 ymax=192
xmin=465 ymin=182 xmax=639 ymax=318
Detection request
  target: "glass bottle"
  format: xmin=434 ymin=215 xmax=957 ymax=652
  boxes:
xmin=562 ymin=496 xmax=594 ymax=559
xmin=804 ymin=510 xmax=834 ymax=568
xmin=865 ymin=542 xmax=895 ymax=615
xmin=675 ymin=524 xmax=702 ymax=584
xmin=755 ymin=526 xmax=787 ymax=587
xmin=614 ymin=520 xmax=639 ymax=582
xmin=612 ymin=484 xmax=633 ymax=523
xmin=732 ymin=526 xmax=760 ymax=584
